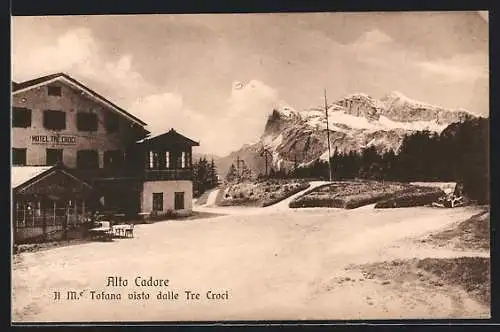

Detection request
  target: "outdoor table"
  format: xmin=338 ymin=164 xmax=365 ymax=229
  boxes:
xmin=112 ymin=224 xmax=131 ymax=237
xmin=88 ymin=226 xmax=113 ymax=239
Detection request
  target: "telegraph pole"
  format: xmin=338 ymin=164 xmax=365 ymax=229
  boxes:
xmin=324 ymin=89 xmax=333 ymax=182
xmin=260 ymin=148 xmax=272 ymax=177
xmin=236 ymin=156 xmax=245 ymax=178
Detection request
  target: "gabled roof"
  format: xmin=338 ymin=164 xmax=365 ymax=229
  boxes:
xmin=138 ymin=128 xmax=200 ymax=147
xmin=12 ymin=72 xmax=148 ymax=127
xmin=12 ymin=164 xmax=92 ymax=192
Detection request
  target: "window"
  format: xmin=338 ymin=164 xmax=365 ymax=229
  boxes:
xmin=76 ymin=150 xmax=99 ymax=169
xmin=12 ymin=148 xmax=27 ymax=166
xmin=152 ymin=193 xmax=163 ymax=212
xmin=181 ymin=152 xmax=186 ymax=168
xmin=47 ymin=85 xmax=62 ymax=96
xmin=104 ymin=150 xmax=123 ymax=169
xmin=76 ymin=112 xmax=98 ymax=132
xmin=46 ymin=149 xmax=63 ymax=165
xmin=185 ymin=151 xmax=192 ymax=168
xmin=43 ymin=110 xmax=66 ymax=130
xmin=148 ymin=151 xmax=160 ymax=169
xmin=12 ymin=107 xmax=32 ymax=128
xmin=174 ymin=192 xmax=185 ymax=210
xmin=105 ymin=112 xmax=120 ymax=133
xmin=175 ymin=152 xmax=183 ymax=169
xmin=165 ymin=151 xmax=170 ymax=169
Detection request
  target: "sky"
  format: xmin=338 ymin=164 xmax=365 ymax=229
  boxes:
xmin=11 ymin=11 xmax=489 ymax=156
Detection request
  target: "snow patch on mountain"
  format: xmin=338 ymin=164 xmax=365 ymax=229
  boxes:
xmin=263 ymin=133 xmax=284 ymax=150
xmin=378 ymin=115 xmax=448 ymax=132
xmin=382 ymin=90 xmax=441 ymax=110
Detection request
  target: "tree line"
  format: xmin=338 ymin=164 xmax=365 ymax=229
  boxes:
xmin=192 ymin=157 xmax=219 ymax=198
xmin=272 ymin=118 xmax=489 ymax=203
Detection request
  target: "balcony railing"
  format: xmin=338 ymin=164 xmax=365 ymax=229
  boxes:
xmin=70 ymin=167 xmax=193 ymax=183
xmin=143 ymin=168 xmax=193 ymax=181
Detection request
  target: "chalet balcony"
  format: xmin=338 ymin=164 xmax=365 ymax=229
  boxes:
xmin=71 ymin=168 xmax=141 ymax=183
xmin=143 ymin=168 xmax=193 ymax=181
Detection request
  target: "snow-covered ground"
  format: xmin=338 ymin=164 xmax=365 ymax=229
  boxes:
xmin=12 ymin=203 xmax=489 ymax=322
xmin=205 ymin=189 xmax=220 ymax=207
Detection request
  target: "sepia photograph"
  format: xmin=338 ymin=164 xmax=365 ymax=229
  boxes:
xmin=11 ymin=11 xmax=490 ymax=322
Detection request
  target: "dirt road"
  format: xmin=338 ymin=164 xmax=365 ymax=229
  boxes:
xmin=12 ymin=205 xmax=489 ymax=322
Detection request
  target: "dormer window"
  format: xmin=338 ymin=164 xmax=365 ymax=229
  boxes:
xmin=47 ymin=85 xmax=62 ymax=96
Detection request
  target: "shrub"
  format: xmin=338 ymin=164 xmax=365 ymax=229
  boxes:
xmin=288 ymin=182 xmax=438 ymax=209
xmin=262 ymin=182 xmax=311 ymax=207
xmin=375 ymin=188 xmax=445 ymax=208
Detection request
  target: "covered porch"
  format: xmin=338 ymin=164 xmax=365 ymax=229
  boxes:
xmin=12 ymin=165 xmax=93 ymax=243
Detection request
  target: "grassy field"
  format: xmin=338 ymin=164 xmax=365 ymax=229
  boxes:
xmin=288 ymin=181 xmax=444 ymax=209
xmin=374 ymin=186 xmax=445 ymax=209
xmin=352 ymin=256 xmax=490 ymax=307
xmin=219 ymin=179 xmax=310 ymax=207
xmin=421 ymin=208 xmax=490 ymax=251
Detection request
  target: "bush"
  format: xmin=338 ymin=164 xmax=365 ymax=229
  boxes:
xmin=261 ymin=182 xmax=311 ymax=207
xmin=375 ymin=187 xmax=445 ymax=209
xmin=288 ymin=182 xmax=441 ymax=209
xmin=148 ymin=209 xmax=176 ymax=221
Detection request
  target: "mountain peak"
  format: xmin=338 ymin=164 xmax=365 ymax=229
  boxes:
xmin=381 ymin=90 xmax=440 ymax=110
xmin=383 ymin=90 xmax=409 ymax=101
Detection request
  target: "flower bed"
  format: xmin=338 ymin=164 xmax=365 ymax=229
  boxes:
xmin=219 ymin=179 xmax=310 ymax=207
xmin=374 ymin=187 xmax=445 ymax=209
xmin=289 ymin=181 xmax=409 ymax=209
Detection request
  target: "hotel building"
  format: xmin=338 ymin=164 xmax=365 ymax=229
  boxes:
xmin=12 ymin=73 xmax=199 ymax=242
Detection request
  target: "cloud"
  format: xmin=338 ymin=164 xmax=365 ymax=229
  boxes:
xmin=12 ymin=26 xmax=283 ymax=156
xmin=352 ymin=29 xmax=393 ymax=47
xmin=130 ymin=92 xmax=204 ymax=139
xmin=417 ymin=53 xmax=488 ymax=82
xmin=13 ymin=28 xmax=96 ymax=79
xmin=129 ymin=79 xmax=282 ymax=156
xmin=12 ymin=27 xmax=153 ymax=107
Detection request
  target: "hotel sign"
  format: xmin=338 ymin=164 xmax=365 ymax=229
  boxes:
xmin=30 ymin=135 xmax=77 ymax=145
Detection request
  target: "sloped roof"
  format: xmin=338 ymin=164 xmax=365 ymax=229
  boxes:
xmin=12 ymin=72 xmax=149 ymax=128
xmin=138 ymin=128 xmax=200 ymax=147
xmin=11 ymin=166 xmax=53 ymax=188
xmin=12 ymin=165 xmax=92 ymax=191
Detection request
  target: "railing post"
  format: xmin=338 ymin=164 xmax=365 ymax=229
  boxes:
xmin=42 ymin=203 xmax=47 ymax=242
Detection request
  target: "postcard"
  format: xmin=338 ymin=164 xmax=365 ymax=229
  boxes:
xmin=11 ymin=11 xmax=490 ymax=323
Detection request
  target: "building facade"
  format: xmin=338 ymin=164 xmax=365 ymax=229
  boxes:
xmin=12 ymin=73 xmax=199 ymax=233
xmin=12 ymin=74 xmax=149 ymax=169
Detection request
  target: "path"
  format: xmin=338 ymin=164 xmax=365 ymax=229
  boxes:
xmin=269 ymin=181 xmax=330 ymax=211
xmin=205 ymin=188 xmax=220 ymax=207
xmin=12 ymin=205 xmax=489 ymax=322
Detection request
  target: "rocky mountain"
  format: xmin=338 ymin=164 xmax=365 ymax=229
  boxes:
xmin=215 ymin=91 xmax=478 ymax=178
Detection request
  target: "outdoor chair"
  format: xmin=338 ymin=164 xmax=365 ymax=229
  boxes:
xmin=89 ymin=221 xmax=113 ymax=240
xmin=124 ymin=224 xmax=134 ymax=238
